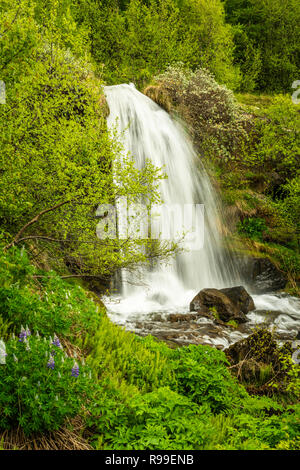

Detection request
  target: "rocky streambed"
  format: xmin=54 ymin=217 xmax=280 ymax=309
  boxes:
xmin=105 ymin=288 xmax=300 ymax=353
xmin=105 ymin=257 xmax=300 ymax=351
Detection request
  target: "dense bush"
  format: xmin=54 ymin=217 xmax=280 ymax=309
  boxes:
xmin=86 ymin=325 xmax=300 ymax=450
xmin=0 ymin=246 xmax=299 ymax=449
xmin=89 ymin=316 xmax=245 ymax=412
xmin=243 ymin=96 xmax=300 ymax=187
xmin=89 ymin=387 xmax=215 ymax=450
xmin=171 ymin=345 xmax=245 ymax=412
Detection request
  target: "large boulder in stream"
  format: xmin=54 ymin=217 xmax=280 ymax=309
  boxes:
xmin=190 ymin=286 xmax=255 ymax=324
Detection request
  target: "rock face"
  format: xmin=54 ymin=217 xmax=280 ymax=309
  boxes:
xmin=239 ymin=257 xmax=287 ymax=293
xmin=190 ymin=286 xmax=254 ymax=323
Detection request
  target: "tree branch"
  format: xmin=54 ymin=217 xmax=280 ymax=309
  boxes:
xmin=4 ymin=200 xmax=71 ymax=250
xmin=32 ymin=274 xmax=109 ymax=280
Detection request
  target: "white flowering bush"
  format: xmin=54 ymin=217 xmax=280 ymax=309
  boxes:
xmin=153 ymin=64 xmax=247 ymax=161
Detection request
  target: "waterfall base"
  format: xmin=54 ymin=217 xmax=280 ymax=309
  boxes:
xmin=103 ymin=291 xmax=300 ymax=350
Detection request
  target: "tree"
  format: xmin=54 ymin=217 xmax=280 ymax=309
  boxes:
xmin=0 ymin=1 xmax=178 ymax=283
xmin=225 ymin=0 xmax=300 ymax=92
xmin=73 ymin=0 xmax=240 ymax=89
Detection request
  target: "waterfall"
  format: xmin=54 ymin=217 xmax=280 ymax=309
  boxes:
xmin=102 ymin=83 xmax=300 ymax=346
xmin=104 ymin=84 xmax=240 ymax=314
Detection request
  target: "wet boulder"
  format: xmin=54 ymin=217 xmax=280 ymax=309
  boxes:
xmin=219 ymin=286 xmax=255 ymax=314
xmin=239 ymin=257 xmax=287 ymax=293
xmin=190 ymin=286 xmax=254 ymax=324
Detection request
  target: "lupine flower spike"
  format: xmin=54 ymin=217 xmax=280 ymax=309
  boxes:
xmin=52 ymin=335 xmax=61 ymax=348
xmin=47 ymin=357 xmax=55 ymax=370
xmin=0 ymin=340 xmax=7 ymax=364
xmin=71 ymin=361 xmax=79 ymax=378
xmin=19 ymin=326 xmax=27 ymax=342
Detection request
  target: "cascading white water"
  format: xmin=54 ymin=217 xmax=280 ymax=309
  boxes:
xmin=104 ymin=84 xmax=239 ymax=313
xmin=103 ymin=84 xmax=300 ymax=343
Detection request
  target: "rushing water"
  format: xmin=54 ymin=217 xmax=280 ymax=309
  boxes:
xmin=103 ymin=84 xmax=300 ymax=347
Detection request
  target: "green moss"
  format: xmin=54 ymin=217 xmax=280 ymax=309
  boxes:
xmin=209 ymin=306 xmax=220 ymax=320
xmin=227 ymin=319 xmax=238 ymax=329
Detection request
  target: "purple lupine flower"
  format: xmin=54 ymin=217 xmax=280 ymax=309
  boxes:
xmin=47 ymin=357 xmax=55 ymax=370
xmin=18 ymin=326 xmax=31 ymax=342
xmin=71 ymin=361 xmax=79 ymax=378
xmin=52 ymin=335 xmax=61 ymax=348
xmin=18 ymin=326 xmax=27 ymax=342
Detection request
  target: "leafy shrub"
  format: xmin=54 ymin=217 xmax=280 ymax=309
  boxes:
xmin=221 ymin=412 xmax=300 ymax=450
xmin=171 ymin=345 xmax=245 ymax=412
xmin=0 ymin=332 xmax=94 ymax=435
xmin=225 ymin=0 xmax=300 ymax=93
xmin=89 ymin=321 xmax=245 ymax=413
xmin=243 ymin=96 xmax=299 ymax=187
xmin=0 ymin=245 xmax=103 ymax=342
xmin=237 ymin=217 xmax=267 ymax=241
xmin=97 ymin=387 xmax=213 ymax=450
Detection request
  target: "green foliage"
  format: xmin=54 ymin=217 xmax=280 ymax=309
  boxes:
xmin=88 ymin=317 xmax=245 ymax=413
xmin=91 ymin=387 xmax=214 ymax=450
xmin=275 ymin=176 xmax=300 ymax=236
xmin=215 ymin=410 xmax=300 ymax=450
xmin=88 ymin=316 xmax=177 ymax=392
xmin=237 ymin=217 xmax=267 ymax=241
xmin=0 ymin=245 xmax=103 ymax=341
xmin=227 ymin=319 xmax=238 ymax=329
xmin=225 ymin=0 xmax=300 ymax=92
xmin=0 ymin=0 xmax=299 ymax=452
xmin=268 ymin=245 xmax=300 ymax=281
xmin=0 ymin=333 xmax=95 ymax=435
xmin=0 ymin=248 xmax=299 ymax=449
xmin=86 ymin=328 xmax=299 ymax=450
xmin=171 ymin=345 xmax=245 ymax=412
xmin=73 ymin=0 xmax=240 ymax=89
xmin=244 ymin=96 xmax=300 ymax=183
